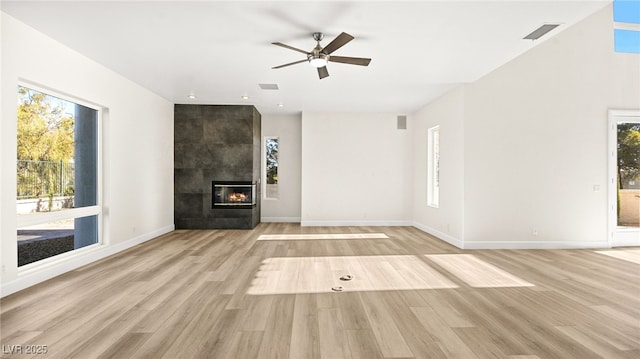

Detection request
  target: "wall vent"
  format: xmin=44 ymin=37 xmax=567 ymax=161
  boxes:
xmin=397 ymin=115 xmax=407 ymax=130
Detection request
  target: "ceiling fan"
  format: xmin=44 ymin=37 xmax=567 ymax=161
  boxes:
xmin=272 ymin=32 xmax=371 ymax=79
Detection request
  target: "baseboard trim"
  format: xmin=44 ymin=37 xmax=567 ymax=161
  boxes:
xmin=1 ymin=224 xmax=174 ymax=298
xmin=410 ymin=223 xmax=610 ymax=250
xmin=261 ymin=217 xmax=301 ymax=223
xmin=612 ymin=239 xmax=640 ymax=247
xmin=412 ymin=222 xmax=464 ymax=249
xmin=301 ymin=220 xmax=412 ymax=227
xmin=462 ymin=240 xmax=611 ymax=250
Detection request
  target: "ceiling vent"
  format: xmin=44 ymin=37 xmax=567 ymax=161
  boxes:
xmin=259 ymin=83 xmax=279 ymax=90
xmin=523 ymin=24 xmax=560 ymax=40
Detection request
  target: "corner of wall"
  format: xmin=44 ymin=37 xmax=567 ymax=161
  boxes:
xmin=409 ymin=86 xmax=466 ymax=247
xmin=412 ymin=222 xmax=464 ymax=249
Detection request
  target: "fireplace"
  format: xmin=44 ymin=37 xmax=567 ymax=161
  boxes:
xmin=212 ymin=181 xmax=256 ymax=208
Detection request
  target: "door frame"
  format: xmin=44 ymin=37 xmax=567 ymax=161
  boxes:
xmin=608 ymin=109 xmax=640 ymax=247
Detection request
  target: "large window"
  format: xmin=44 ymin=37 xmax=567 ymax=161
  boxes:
xmin=427 ymin=126 xmax=440 ymax=208
xmin=16 ymin=85 xmax=101 ymax=267
xmin=264 ymin=137 xmax=279 ymax=199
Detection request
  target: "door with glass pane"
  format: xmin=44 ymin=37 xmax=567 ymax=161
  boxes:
xmin=609 ymin=110 xmax=640 ymax=247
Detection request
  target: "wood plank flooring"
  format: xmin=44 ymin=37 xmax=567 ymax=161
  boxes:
xmin=1 ymin=223 xmax=639 ymax=358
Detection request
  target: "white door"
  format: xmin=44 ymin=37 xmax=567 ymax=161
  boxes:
xmin=608 ymin=110 xmax=640 ymax=247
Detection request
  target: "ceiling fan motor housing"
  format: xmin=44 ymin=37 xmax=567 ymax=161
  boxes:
xmin=308 ymin=42 xmax=328 ymax=67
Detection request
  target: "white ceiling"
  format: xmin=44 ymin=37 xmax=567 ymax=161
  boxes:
xmin=1 ymin=1 xmax=610 ymax=115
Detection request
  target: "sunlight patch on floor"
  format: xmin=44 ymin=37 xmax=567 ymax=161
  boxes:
xmin=595 ymin=249 xmax=640 ymax=264
xmin=425 ymin=254 xmax=534 ymax=288
xmin=257 ymin=233 xmax=389 ymax=241
xmin=247 ymin=255 xmax=458 ymax=295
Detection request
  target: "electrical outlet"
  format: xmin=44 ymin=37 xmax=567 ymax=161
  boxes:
xmin=532 ymin=229 xmax=539 ymax=237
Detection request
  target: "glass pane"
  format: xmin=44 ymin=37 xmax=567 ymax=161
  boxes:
xmin=614 ymin=0 xmax=640 ymax=24
xmin=17 ymin=214 xmax=98 ymax=266
xmin=617 ymin=122 xmax=640 ymax=228
xmin=614 ymin=29 xmax=640 ymax=54
xmin=17 ymin=86 xmax=98 ymax=214
xmin=265 ymin=137 xmax=279 ymax=199
xmin=427 ymin=126 xmax=440 ymax=207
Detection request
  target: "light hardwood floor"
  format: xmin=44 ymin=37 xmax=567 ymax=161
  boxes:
xmin=1 ymin=223 xmax=639 ymax=358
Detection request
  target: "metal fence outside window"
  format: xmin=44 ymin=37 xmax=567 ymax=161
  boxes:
xmin=17 ymin=160 xmax=75 ymax=200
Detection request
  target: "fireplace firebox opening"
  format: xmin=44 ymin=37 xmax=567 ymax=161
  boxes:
xmin=212 ymin=181 xmax=256 ymax=208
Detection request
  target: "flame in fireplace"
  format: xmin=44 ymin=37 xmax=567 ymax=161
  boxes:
xmin=228 ymin=192 xmax=247 ymax=202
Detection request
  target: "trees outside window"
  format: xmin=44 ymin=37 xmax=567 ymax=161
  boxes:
xmin=617 ymin=123 xmax=640 ymax=189
xmin=17 ymin=86 xmax=75 ymax=209
xmin=265 ymin=137 xmax=279 ymax=199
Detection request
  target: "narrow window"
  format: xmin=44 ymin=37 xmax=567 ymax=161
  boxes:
xmin=265 ymin=137 xmax=279 ymax=199
xmin=17 ymin=85 xmax=101 ymax=267
xmin=427 ymin=126 xmax=440 ymax=208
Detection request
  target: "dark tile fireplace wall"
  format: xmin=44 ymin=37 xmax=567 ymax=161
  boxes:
xmin=174 ymin=105 xmax=261 ymax=229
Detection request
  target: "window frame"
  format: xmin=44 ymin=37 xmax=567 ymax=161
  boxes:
xmin=263 ymin=136 xmax=279 ymax=200
xmin=16 ymin=81 xmax=103 ymax=271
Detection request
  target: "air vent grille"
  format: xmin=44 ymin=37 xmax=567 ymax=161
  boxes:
xmin=523 ymin=24 xmax=560 ymax=40
xmin=259 ymin=83 xmax=279 ymax=90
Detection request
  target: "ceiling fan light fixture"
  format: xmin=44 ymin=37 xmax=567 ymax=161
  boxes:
xmin=308 ymin=53 xmax=328 ymax=68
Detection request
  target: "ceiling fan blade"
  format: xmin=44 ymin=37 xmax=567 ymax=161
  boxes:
xmin=272 ymin=42 xmax=309 ymax=55
xmin=329 ymin=56 xmax=371 ymax=66
xmin=272 ymin=59 xmax=308 ymax=69
xmin=321 ymin=32 xmax=354 ymax=55
xmin=318 ymin=66 xmax=329 ymax=79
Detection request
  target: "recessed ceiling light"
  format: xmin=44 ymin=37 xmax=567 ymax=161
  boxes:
xmin=277 ymin=103 xmax=285 ymax=108
xmin=241 ymin=95 xmax=250 ymax=100
xmin=188 ymin=93 xmax=197 ymax=99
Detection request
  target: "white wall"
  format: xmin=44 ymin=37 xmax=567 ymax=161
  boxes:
xmin=301 ymin=112 xmax=412 ymax=226
xmin=463 ymin=4 xmax=638 ymax=248
xmin=1 ymin=13 xmax=174 ymax=296
xmin=411 ymin=86 xmax=466 ymax=247
xmin=261 ymin=114 xmax=302 ymax=222
xmin=409 ymin=4 xmax=639 ymax=249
